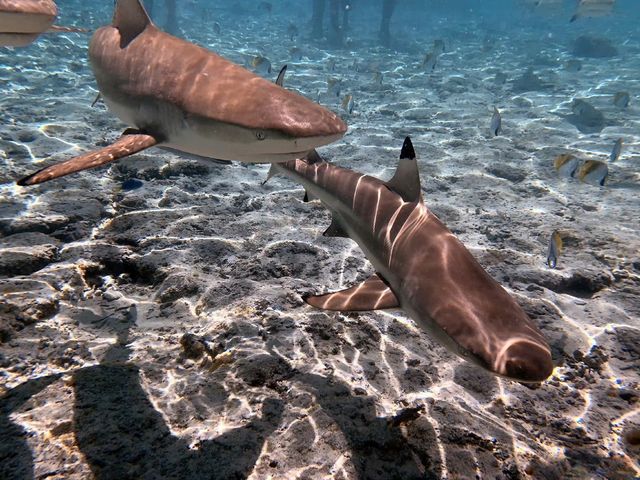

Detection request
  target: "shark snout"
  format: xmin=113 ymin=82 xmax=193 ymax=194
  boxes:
xmin=499 ymin=341 xmax=554 ymax=383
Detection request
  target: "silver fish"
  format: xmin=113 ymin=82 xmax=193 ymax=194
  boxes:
xmin=610 ymin=138 xmax=623 ymax=162
xmin=547 ymin=230 xmax=562 ymax=269
xmin=423 ymin=52 xmax=437 ymax=72
xmin=491 ymin=107 xmax=502 ymax=136
xmin=613 ymin=92 xmax=630 ymax=108
xmin=554 ymin=154 xmax=579 ymax=178
xmin=577 ymin=160 xmax=608 ymax=186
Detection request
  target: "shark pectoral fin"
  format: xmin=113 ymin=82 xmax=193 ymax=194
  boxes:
xmin=323 ymin=215 xmax=348 ymax=238
xmin=304 ymin=273 xmax=400 ymax=311
xmin=48 ymin=25 xmax=90 ymax=33
xmin=385 ymin=136 xmax=422 ymax=203
xmin=114 ymin=0 xmax=153 ymax=47
xmin=305 ymin=149 xmax=324 ymax=164
xmin=17 ymin=131 xmax=158 ymax=186
xmin=262 ymin=164 xmax=278 ymax=185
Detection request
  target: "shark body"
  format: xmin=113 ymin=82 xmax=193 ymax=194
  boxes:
xmin=18 ymin=0 xmax=346 ymax=186
xmin=0 ymin=0 xmax=85 ymax=47
xmin=272 ymin=138 xmax=553 ymax=383
xmin=0 ymin=0 xmax=57 ymax=46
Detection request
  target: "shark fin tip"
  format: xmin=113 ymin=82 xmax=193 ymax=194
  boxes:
xmin=387 ymin=137 xmax=421 ymax=203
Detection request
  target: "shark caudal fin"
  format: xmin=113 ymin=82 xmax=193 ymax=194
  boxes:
xmin=17 ymin=130 xmax=158 ymax=186
xmin=385 ymin=136 xmax=422 ymax=203
xmin=113 ymin=0 xmax=152 ymax=47
xmin=304 ymin=273 xmax=399 ymax=311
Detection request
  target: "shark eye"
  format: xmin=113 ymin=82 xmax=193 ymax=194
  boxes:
xmin=255 ymin=131 xmax=266 ymax=141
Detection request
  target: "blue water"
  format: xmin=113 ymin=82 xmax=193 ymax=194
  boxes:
xmin=1 ymin=1 xmax=639 ymax=479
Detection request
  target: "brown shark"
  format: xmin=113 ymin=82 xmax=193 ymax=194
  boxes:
xmin=0 ymin=0 xmax=85 ymax=47
xmin=271 ymin=138 xmax=553 ymax=383
xmin=17 ymin=0 xmax=346 ymax=186
xmin=570 ymin=0 xmax=614 ymax=22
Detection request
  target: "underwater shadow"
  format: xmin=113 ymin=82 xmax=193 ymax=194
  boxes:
xmin=295 ymin=372 xmax=442 ymax=480
xmin=73 ymin=326 xmax=283 ymax=480
xmin=0 ymin=374 xmax=61 ymax=480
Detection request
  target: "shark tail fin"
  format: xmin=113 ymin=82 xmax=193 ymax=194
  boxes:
xmin=304 ymin=273 xmax=400 ymax=311
xmin=114 ymin=0 xmax=152 ymax=47
xmin=17 ymin=130 xmax=158 ymax=186
xmin=385 ymin=137 xmax=422 ymax=203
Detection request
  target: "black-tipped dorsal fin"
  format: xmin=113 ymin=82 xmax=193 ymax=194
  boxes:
xmin=304 ymin=273 xmax=399 ymax=311
xmin=385 ymin=137 xmax=422 ymax=203
xmin=322 ymin=215 xmax=348 ymax=238
xmin=113 ymin=0 xmax=152 ymax=47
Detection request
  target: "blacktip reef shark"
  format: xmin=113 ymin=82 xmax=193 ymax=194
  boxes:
xmin=17 ymin=0 xmax=346 ymax=186
xmin=270 ymin=138 xmax=553 ymax=383
xmin=0 ymin=0 xmax=86 ymax=47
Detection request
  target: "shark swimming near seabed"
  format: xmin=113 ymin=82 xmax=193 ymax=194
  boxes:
xmin=269 ymin=138 xmax=554 ymax=383
xmin=0 ymin=0 xmax=86 ymax=47
xmin=17 ymin=0 xmax=346 ymax=186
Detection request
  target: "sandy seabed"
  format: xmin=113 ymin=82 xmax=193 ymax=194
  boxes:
xmin=1 ymin=2 xmax=639 ymax=479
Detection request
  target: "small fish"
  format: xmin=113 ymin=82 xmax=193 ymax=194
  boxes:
xmin=289 ymin=46 xmax=303 ymax=62
xmin=613 ymin=91 xmax=630 ymax=108
xmin=327 ymin=77 xmax=341 ymax=98
xmin=577 ymin=159 xmax=608 ymax=186
xmin=432 ymin=39 xmax=445 ymax=56
xmin=610 ymin=138 xmax=623 ymax=162
xmin=251 ymin=55 xmax=272 ymax=75
xmin=490 ymin=107 xmax=502 ymax=136
xmin=570 ymin=0 xmax=614 ymax=22
xmin=275 ymin=64 xmax=287 ymax=87
xmin=121 ymin=178 xmax=144 ymax=191
xmin=327 ymin=58 xmax=337 ymax=72
xmin=341 ymin=94 xmax=354 ymax=114
xmin=547 ymin=230 xmax=563 ymax=269
xmin=258 ymin=2 xmax=272 ymax=14
xmin=423 ymin=52 xmax=437 ymax=72
xmin=372 ymin=71 xmax=383 ymax=86
xmin=213 ymin=22 xmax=221 ymax=35
xmin=287 ymin=23 xmax=298 ymax=41
xmin=554 ymin=153 xmax=579 ymax=178
xmin=565 ymin=59 xmax=582 ymax=72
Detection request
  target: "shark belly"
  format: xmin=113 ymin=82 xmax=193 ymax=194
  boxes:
xmin=101 ymin=94 xmax=341 ymax=163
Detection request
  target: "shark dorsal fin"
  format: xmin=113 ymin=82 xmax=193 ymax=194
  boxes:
xmin=113 ymin=0 xmax=152 ymax=47
xmin=385 ymin=137 xmax=422 ymax=203
xmin=304 ymin=273 xmax=399 ymax=311
xmin=323 ymin=215 xmax=348 ymax=238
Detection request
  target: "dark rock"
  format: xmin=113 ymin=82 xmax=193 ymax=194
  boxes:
xmin=512 ymin=68 xmax=552 ymax=92
xmin=0 ymin=245 xmax=58 ymax=276
xmin=572 ymin=36 xmax=618 ymax=58
xmin=0 ymin=279 xmax=59 ymax=342
xmin=485 ymin=164 xmax=528 ymax=183
xmin=155 ymin=274 xmax=201 ymax=303
xmin=236 ymin=353 xmax=294 ymax=387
